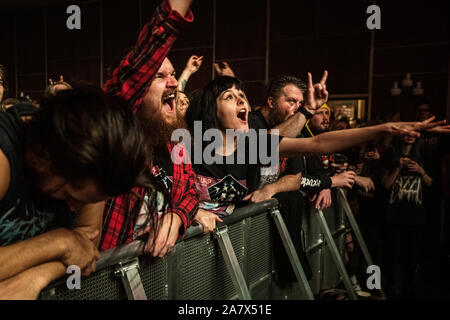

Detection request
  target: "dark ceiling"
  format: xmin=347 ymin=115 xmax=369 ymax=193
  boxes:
xmin=0 ymin=0 xmax=90 ymax=11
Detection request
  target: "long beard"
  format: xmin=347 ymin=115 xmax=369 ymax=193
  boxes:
xmin=139 ymin=108 xmax=187 ymax=149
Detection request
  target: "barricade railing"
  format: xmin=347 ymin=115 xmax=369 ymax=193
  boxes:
xmin=40 ymin=198 xmax=313 ymax=300
xmin=303 ymin=188 xmax=384 ymax=299
xmin=39 ymin=189 xmax=374 ymax=300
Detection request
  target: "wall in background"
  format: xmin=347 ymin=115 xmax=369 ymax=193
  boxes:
xmin=0 ymin=0 xmax=448 ymax=120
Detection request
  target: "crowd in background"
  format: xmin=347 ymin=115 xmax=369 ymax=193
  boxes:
xmin=1 ymin=0 xmax=450 ymax=301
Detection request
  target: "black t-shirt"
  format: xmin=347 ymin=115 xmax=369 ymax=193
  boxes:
xmin=0 ymin=104 xmax=73 ymax=246
xmin=248 ymin=109 xmax=269 ymax=130
xmin=152 ymin=145 xmax=174 ymax=194
xmin=382 ymin=146 xmax=425 ymax=226
xmin=248 ymin=109 xmax=304 ymax=188
xmin=193 ymin=133 xmax=281 ymax=217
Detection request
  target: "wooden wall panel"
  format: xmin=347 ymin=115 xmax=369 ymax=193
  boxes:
xmin=102 ymin=0 xmax=141 ymax=84
xmin=0 ymin=16 xmax=17 ymax=98
xmin=215 ymin=0 xmax=266 ymax=60
xmin=0 ymin=0 xmax=447 ymax=119
xmin=375 ymin=0 xmax=449 ymax=47
xmin=270 ymin=33 xmax=370 ymax=94
xmin=15 ymin=9 xmax=45 ymax=75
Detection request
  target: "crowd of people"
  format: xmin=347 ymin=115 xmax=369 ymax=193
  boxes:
xmin=1 ymin=0 xmax=449 ymax=300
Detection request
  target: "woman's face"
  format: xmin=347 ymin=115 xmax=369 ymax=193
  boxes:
xmin=403 ymin=135 xmax=416 ymax=145
xmin=216 ymin=85 xmax=249 ymax=132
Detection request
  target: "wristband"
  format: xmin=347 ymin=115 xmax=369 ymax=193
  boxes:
xmin=298 ymin=106 xmax=314 ymax=120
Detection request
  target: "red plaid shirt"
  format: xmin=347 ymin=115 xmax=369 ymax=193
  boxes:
xmin=100 ymin=0 xmax=198 ymax=250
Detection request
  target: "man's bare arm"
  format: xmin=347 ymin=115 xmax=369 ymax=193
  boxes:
xmin=280 ymin=118 xmax=448 ymax=158
xmin=0 ymin=261 xmax=66 ymax=300
xmin=243 ymin=173 xmax=302 ymax=203
xmin=270 ymin=112 xmax=308 ymax=138
xmin=73 ymin=201 xmax=105 ymax=248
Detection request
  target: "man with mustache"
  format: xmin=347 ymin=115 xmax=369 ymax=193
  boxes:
xmin=100 ymin=0 xmax=199 ymax=258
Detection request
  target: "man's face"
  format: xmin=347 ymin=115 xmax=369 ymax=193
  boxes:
xmin=38 ymin=174 xmax=107 ymax=212
xmin=415 ymin=103 xmax=433 ymax=121
xmin=309 ymin=106 xmax=330 ymax=133
xmin=268 ymin=84 xmax=304 ymax=127
xmin=142 ymin=58 xmax=178 ymax=125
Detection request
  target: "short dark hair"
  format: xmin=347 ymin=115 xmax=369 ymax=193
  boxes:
xmin=413 ymin=98 xmax=433 ymax=112
xmin=186 ymin=76 xmax=245 ymax=133
xmin=0 ymin=97 xmax=20 ymax=111
xmin=25 ymin=85 xmax=152 ymax=197
xmin=267 ymin=75 xmax=307 ymax=101
xmin=0 ymin=64 xmax=8 ymax=101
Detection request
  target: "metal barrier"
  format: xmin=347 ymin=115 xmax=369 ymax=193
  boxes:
xmin=39 ymin=189 xmax=374 ymax=300
xmin=40 ymin=198 xmax=313 ymax=300
xmin=302 ymin=189 xmax=347 ymax=296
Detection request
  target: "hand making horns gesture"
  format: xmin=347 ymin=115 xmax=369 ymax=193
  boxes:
xmin=304 ymin=70 xmax=329 ymax=113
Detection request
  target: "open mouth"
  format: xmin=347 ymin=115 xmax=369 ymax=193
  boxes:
xmin=162 ymin=92 xmax=176 ymax=114
xmin=237 ymin=108 xmax=247 ymax=123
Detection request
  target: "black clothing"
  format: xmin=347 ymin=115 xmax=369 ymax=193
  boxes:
xmin=0 ymin=104 xmax=73 ymax=246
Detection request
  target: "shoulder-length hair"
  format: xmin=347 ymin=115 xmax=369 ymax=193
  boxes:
xmin=186 ymin=76 xmax=245 ymax=134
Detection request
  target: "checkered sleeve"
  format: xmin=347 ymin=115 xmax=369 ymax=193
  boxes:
xmin=168 ymin=143 xmax=199 ymax=236
xmin=103 ymin=0 xmax=193 ymax=113
xmin=99 ymin=187 xmax=145 ymax=251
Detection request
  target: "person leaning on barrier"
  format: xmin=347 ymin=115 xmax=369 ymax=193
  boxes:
xmin=100 ymin=0 xmax=199 ymax=257
xmin=185 ymin=75 xmax=450 ymax=234
xmin=0 ymin=86 xmax=165 ymax=299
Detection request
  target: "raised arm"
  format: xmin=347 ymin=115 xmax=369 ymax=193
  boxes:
xmin=243 ymin=172 xmax=302 ymax=203
xmin=279 ymin=117 xmax=450 ymax=158
xmin=178 ymin=55 xmax=203 ymax=91
xmin=271 ymin=71 xmax=329 ymax=138
xmin=104 ymin=0 xmax=194 ymax=112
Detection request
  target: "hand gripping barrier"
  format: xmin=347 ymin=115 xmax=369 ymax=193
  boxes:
xmin=39 ymin=198 xmax=314 ymax=300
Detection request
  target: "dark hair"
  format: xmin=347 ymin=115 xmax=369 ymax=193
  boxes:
xmin=267 ymin=75 xmax=307 ymax=101
xmin=0 ymin=97 xmax=20 ymax=111
xmin=390 ymin=136 xmax=424 ymax=167
xmin=186 ymin=76 xmax=245 ymax=133
xmin=413 ymin=98 xmax=433 ymax=112
xmin=333 ymin=116 xmax=351 ymax=129
xmin=24 ymin=85 xmax=153 ymax=197
xmin=0 ymin=64 xmax=8 ymax=101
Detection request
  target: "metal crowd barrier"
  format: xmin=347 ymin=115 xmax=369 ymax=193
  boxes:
xmin=39 ymin=189 xmax=378 ymax=300
xmin=40 ymin=198 xmax=313 ymax=300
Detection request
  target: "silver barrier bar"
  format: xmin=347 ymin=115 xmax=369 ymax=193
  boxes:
xmin=270 ymin=208 xmax=315 ymax=300
xmin=214 ymin=226 xmax=252 ymax=300
xmin=336 ymin=188 xmax=386 ymax=299
xmin=316 ymin=208 xmax=358 ymax=300
xmin=39 ymin=199 xmax=283 ymax=300
xmin=306 ymin=225 xmax=347 ymax=254
xmin=114 ymin=258 xmax=147 ymax=300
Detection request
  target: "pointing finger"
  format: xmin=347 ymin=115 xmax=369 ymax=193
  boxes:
xmin=307 ymin=72 xmax=313 ymax=90
xmin=320 ymin=70 xmax=328 ymax=85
